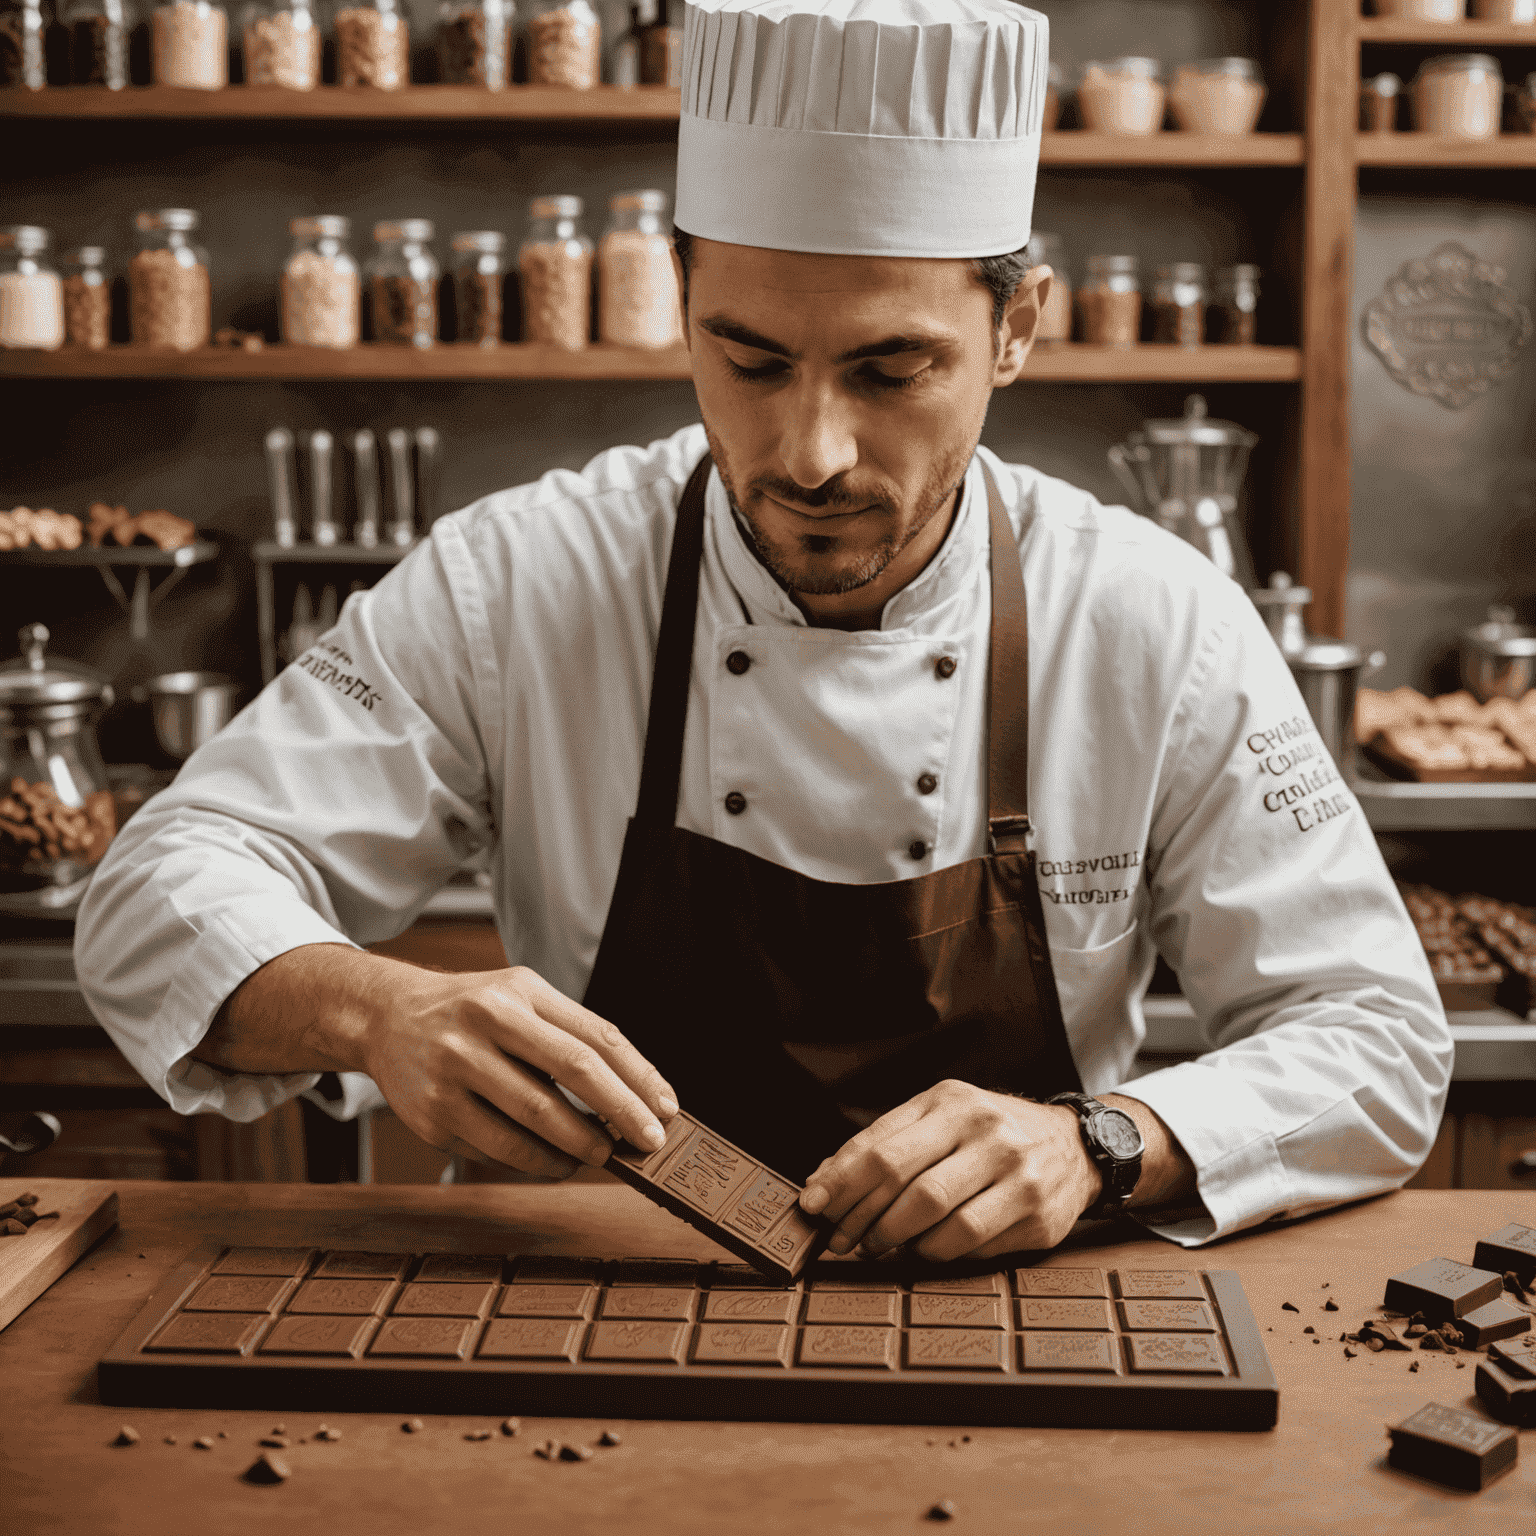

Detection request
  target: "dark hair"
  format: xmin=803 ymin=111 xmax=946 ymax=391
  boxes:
xmin=670 ymin=228 xmax=1031 ymax=330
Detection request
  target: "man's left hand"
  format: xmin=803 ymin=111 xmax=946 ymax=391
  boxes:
xmin=798 ymin=1081 xmax=1101 ymax=1261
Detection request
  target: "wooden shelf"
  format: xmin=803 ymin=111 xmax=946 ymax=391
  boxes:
xmin=0 ymin=84 xmax=682 ymax=121
xmin=253 ymin=541 xmax=413 ymax=564
xmin=0 ymin=342 xmax=1301 ymax=385
xmin=1358 ymin=17 xmax=1536 ymax=45
xmin=1357 ymin=132 xmax=1536 ymax=165
xmin=1041 ymin=132 xmax=1305 ymax=167
xmin=0 ymin=539 xmax=217 ymax=568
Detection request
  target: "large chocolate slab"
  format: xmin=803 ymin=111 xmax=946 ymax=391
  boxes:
xmin=98 ymin=1248 xmax=1279 ymax=1430
xmin=1473 ymin=1223 xmax=1536 ymax=1287
xmin=1383 ymin=1258 xmax=1502 ymax=1323
xmin=602 ymin=1110 xmax=829 ymax=1284
xmin=1387 ymin=1402 xmax=1518 ymax=1490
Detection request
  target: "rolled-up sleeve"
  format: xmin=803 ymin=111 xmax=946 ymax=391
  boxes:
xmin=74 ymin=518 xmax=500 ymax=1121
xmin=1116 ymin=587 xmax=1453 ymax=1246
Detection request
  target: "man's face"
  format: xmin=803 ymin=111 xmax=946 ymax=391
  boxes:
xmin=684 ymin=241 xmax=1041 ymax=605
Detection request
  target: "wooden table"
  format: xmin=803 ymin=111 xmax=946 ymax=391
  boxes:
xmin=2 ymin=1183 xmax=1534 ymax=1535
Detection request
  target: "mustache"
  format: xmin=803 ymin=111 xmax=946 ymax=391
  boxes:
xmin=749 ymin=474 xmax=896 ymax=514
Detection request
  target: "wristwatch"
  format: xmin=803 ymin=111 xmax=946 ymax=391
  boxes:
xmin=1047 ymin=1092 xmax=1144 ymax=1221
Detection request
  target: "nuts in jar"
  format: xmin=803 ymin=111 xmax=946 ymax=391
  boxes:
xmin=151 ymin=0 xmax=227 ymax=88
xmin=367 ymin=219 xmax=439 ymax=348
xmin=525 ymin=0 xmax=600 ymax=90
xmin=0 ymin=779 xmax=116 ymax=874
xmin=244 ymin=0 xmax=321 ymax=89
xmin=1078 ymin=58 xmax=1165 ymax=136
xmin=335 ymin=0 xmax=410 ymax=88
xmin=63 ymin=247 xmax=111 ymax=350
xmin=1167 ymin=58 xmax=1266 ymax=136
xmin=282 ymin=216 xmax=359 ymax=349
xmin=1150 ymin=262 xmax=1207 ymax=348
xmin=1078 ymin=254 xmax=1141 ymax=348
xmin=598 ymin=190 xmax=681 ymax=350
xmin=1209 ymin=264 xmax=1261 ymax=346
xmin=1413 ymin=54 xmax=1504 ymax=139
xmin=519 ymin=194 xmax=592 ymax=351
xmin=129 ymin=209 xmax=210 ymax=352
xmin=451 ymin=230 xmax=505 ymax=346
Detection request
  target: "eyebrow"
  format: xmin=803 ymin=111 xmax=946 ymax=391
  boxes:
xmin=698 ymin=314 xmax=952 ymax=364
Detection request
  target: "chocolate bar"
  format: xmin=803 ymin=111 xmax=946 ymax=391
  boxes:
xmin=97 ymin=1247 xmax=1279 ymax=1430
xmin=1382 ymin=1258 xmax=1502 ymax=1324
xmin=1387 ymin=1402 xmax=1518 ymax=1491
xmin=1476 ymin=1347 xmax=1536 ymax=1428
xmin=1452 ymin=1298 xmax=1531 ymax=1349
xmin=600 ymin=1111 xmax=828 ymax=1284
xmin=1473 ymin=1223 xmax=1536 ymax=1287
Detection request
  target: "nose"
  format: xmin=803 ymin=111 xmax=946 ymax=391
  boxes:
xmin=777 ymin=379 xmax=859 ymax=493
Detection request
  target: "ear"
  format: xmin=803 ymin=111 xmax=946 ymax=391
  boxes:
xmin=992 ymin=265 xmax=1052 ymax=387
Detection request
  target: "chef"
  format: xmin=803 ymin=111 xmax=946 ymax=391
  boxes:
xmin=77 ymin=0 xmax=1450 ymax=1259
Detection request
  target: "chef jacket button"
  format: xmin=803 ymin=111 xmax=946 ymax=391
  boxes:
xmin=917 ymin=773 xmax=938 ymax=796
xmin=725 ymin=791 xmax=748 ymax=816
xmin=934 ymin=656 xmax=957 ymax=680
xmin=726 ymin=650 xmax=751 ymax=676
xmin=908 ymin=840 xmax=928 ymax=861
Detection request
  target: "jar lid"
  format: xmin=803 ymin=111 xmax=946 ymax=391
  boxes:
xmin=0 ymin=226 xmax=50 ymax=256
xmin=1138 ymin=393 xmax=1257 ymax=449
xmin=135 ymin=209 xmax=199 ymax=233
xmin=0 ymin=624 xmax=112 ymax=708
xmin=1417 ymin=53 xmax=1503 ymax=81
xmin=1287 ymin=637 xmax=1373 ymax=673
xmin=1085 ymin=57 xmax=1160 ymax=80
xmin=530 ymin=195 xmax=583 ymax=219
xmin=1461 ymin=606 xmax=1536 ymax=658
xmin=64 ymin=245 xmax=107 ymax=267
xmin=1368 ymin=71 xmax=1403 ymax=97
xmin=1180 ymin=57 xmax=1263 ymax=82
xmin=1087 ymin=253 xmax=1138 ymax=274
xmin=610 ymin=189 xmax=669 ymax=213
xmin=290 ymin=215 xmax=350 ymax=238
xmin=374 ymin=219 xmax=434 ymax=243
xmin=1155 ymin=262 xmax=1206 ymax=281
xmin=451 ymin=230 xmax=505 ymax=253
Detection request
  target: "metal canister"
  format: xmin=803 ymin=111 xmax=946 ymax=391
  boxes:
xmin=1459 ymin=606 xmax=1536 ymax=702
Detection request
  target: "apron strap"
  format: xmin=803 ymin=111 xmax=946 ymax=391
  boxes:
xmin=635 ymin=454 xmax=1033 ymax=849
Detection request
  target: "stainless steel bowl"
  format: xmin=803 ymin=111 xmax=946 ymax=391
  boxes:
xmin=147 ymin=671 xmax=241 ymax=761
xmin=1460 ymin=606 xmax=1536 ymax=702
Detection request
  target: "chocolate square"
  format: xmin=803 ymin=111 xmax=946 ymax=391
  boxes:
xmin=608 ymin=1109 xmax=694 ymax=1178
xmin=910 ymin=1274 xmax=1006 ymax=1296
xmin=1490 ymin=1334 xmax=1536 ymax=1379
xmin=368 ymin=1317 xmax=478 ymax=1359
xmin=600 ymin=1286 xmax=696 ymax=1322
xmin=1126 ymin=1333 xmax=1229 ymax=1375
xmin=1473 ymin=1223 xmax=1536 ymax=1286
xmin=659 ymin=1128 xmax=757 ymax=1217
xmin=1388 ymin=1402 xmax=1518 ymax=1491
xmin=1014 ymin=1268 xmax=1107 ymax=1299
xmin=146 ymin=1312 xmax=269 ymax=1355
xmin=511 ymin=1256 xmax=606 ymax=1283
xmin=584 ymin=1320 xmax=688 ymax=1364
xmin=1383 ymin=1258 xmax=1502 ymax=1323
xmin=414 ymin=1254 xmax=504 ymax=1283
xmin=260 ymin=1314 xmax=376 ymax=1358
xmin=905 ymin=1328 xmax=1007 ymax=1372
xmin=703 ymin=1290 xmax=800 ymax=1325
xmin=312 ymin=1251 xmax=412 ymax=1281
xmin=497 ymin=1284 xmax=597 ymax=1320
xmin=707 ymin=1263 xmax=792 ymax=1290
xmin=210 ymin=1247 xmax=317 ymax=1278
xmin=722 ymin=1170 xmax=800 ymax=1242
xmin=393 ymin=1282 xmax=495 ymax=1319
xmin=1475 ymin=1357 xmax=1536 ymax=1428
xmin=610 ymin=1259 xmax=703 ymax=1286
xmin=287 ymin=1278 xmax=394 ymax=1315
xmin=1018 ymin=1331 xmax=1121 ymax=1373
xmin=1118 ymin=1300 xmax=1217 ymax=1333
xmin=1114 ymin=1270 xmax=1207 ymax=1301
xmin=797 ymin=1325 xmax=898 ymax=1370
xmin=759 ymin=1208 xmax=821 ymax=1270
xmin=692 ymin=1322 xmax=793 ymax=1367
xmin=184 ymin=1275 xmax=294 ymax=1313
xmin=1455 ymin=1298 xmax=1531 ymax=1349
xmin=907 ymin=1293 xmax=1006 ymax=1330
xmin=809 ymin=1266 xmax=901 ymax=1289
xmin=478 ymin=1318 xmax=585 ymax=1362
xmin=803 ymin=1291 xmax=901 ymax=1327
xmin=1016 ymin=1298 xmax=1115 ymax=1332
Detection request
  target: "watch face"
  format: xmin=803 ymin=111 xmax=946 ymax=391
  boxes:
xmin=1091 ymin=1109 xmax=1143 ymax=1161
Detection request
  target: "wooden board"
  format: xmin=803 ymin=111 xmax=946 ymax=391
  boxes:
xmin=0 ymin=1177 xmax=117 ymax=1333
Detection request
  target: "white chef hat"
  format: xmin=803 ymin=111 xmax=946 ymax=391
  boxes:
xmin=675 ymin=0 xmax=1049 ymax=260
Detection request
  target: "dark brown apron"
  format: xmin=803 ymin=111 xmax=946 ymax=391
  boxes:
xmin=582 ymin=456 xmax=1081 ymax=1182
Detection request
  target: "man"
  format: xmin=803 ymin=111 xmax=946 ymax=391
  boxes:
xmin=77 ymin=0 xmax=1450 ymax=1260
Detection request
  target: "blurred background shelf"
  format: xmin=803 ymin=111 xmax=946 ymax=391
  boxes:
xmin=1356 ymin=776 xmax=1536 ymax=833
xmin=1041 ymin=132 xmax=1305 ymax=167
xmin=1356 ymin=135 xmax=1536 ymax=168
xmin=1028 ymin=344 xmax=1301 ymax=383
xmin=0 ymin=541 xmax=218 ymax=568
xmin=1357 ymin=17 xmax=1536 ymax=46
xmin=253 ymin=541 xmax=414 ymax=565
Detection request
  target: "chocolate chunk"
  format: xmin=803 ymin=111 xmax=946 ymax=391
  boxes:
xmin=925 ymin=1500 xmax=956 ymax=1521
xmin=1 ymin=1219 xmax=26 ymax=1236
xmin=1323 ymin=1298 xmax=1338 ymax=1311
xmin=1420 ymin=1332 xmax=1443 ymax=1351
xmin=558 ymin=1443 xmax=593 ymax=1462
xmin=316 ymin=1428 xmax=342 ymax=1442
xmin=164 ymin=1437 xmax=177 ymax=1445
xmin=599 ymin=1430 xmax=621 ymax=1447
xmin=243 ymin=1452 xmax=292 ymax=1484
xmin=1387 ymin=1402 xmax=1518 ymax=1491
xmin=14 ymin=1209 xmax=37 ymax=1227
xmin=1477 ymin=1354 xmax=1536 ymax=1426
xmin=1343 ymin=1347 xmax=1357 ymax=1359
xmin=272 ymin=1425 xmax=286 ymax=1433
xmin=194 ymin=1436 xmax=214 ymax=1450
xmin=534 ymin=1439 xmax=560 ymax=1460
xmin=1366 ymin=1337 xmax=1385 ymax=1352
xmin=402 ymin=1419 xmax=424 ymax=1433
xmin=464 ymin=1430 xmax=492 ymax=1441
xmin=0 ymin=1202 xmax=18 ymax=1220
xmin=113 ymin=1426 xmax=139 ymax=1446
xmin=1505 ymin=1271 xmax=1530 ymax=1302
xmin=1303 ymin=1327 xmax=1315 ymax=1335
xmin=260 ymin=1437 xmax=289 ymax=1448
xmin=1456 ymin=1299 xmax=1532 ymax=1349
xmin=1490 ymin=1335 xmax=1536 ymax=1379
xmin=1384 ymin=1259 xmax=1502 ymax=1324
xmin=15 ymin=1192 xmax=37 ymax=1206
xmin=1409 ymin=1361 xmax=1420 ymax=1372
xmin=1281 ymin=1302 xmax=1298 ymax=1313
xmin=500 ymin=1418 xmax=521 ymax=1437
xmin=1473 ymin=1224 xmax=1536 ymax=1287
xmin=1405 ymin=1324 xmax=1427 ymax=1339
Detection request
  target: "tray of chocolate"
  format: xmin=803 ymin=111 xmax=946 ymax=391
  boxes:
xmin=97 ymin=1247 xmax=1278 ymax=1429
xmin=1399 ymin=882 xmax=1536 ymax=1014
xmin=1358 ymin=687 xmax=1536 ymax=784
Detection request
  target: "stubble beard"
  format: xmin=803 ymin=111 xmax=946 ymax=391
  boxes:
xmin=701 ymin=422 xmax=976 ymax=599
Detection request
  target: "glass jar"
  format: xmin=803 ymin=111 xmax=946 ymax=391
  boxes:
xmin=62 ymin=246 xmax=111 ymax=350
xmin=282 ymin=215 xmax=359 ymax=349
xmin=334 ymin=0 xmax=408 ymax=87
xmin=152 ymin=0 xmax=228 ymax=88
xmin=0 ymin=227 xmax=63 ymax=352
xmin=0 ymin=624 xmax=117 ymax=909
xmin=1361 ymin=72 xmax=1401 ymax=134
xmin=639 ymin=0 xmax=678 ymax=86
xmin=243 ymin=0 xmax=320 ymax=88
xmin=130 ymin=208 xmax=210 ymax=351
xmin=65 ymin=0 xmax=129 ymax=87
xmin=0 ymin=0 xmax=46 ymax=89
xmin=451 ymin=230 xmax=504 ymax=346
xmin=1520 ymin=73 xmax=1536 ymax=133
xmin=1413 ymin=54 xmax=1504 ymax=139
xmin=1150 ymin=262 xmax=1207 ymax=348
xmin=1043 ymin=61 xmax=1062 ymax=132
xmin=1078 ymin=255 xmax=1141 ymax=348
xmin=523 ymin=0 xmax=599 ymax=90
xmin=1025 ymin=232 xmax=1072 ymax=343
xmin=1078 ymin=57 xmax=1164 ymax=136
xmin=519 ymin=194 xmax=591 ymax=349
xmin=367 ymin=219 xmax=438 ymax=347
xmin=1209 ymin=264 xmax=1261 ymax=346
xmin=598 ymin=189 xmax=680 ymax=349
xmin=437 ymin=0 xmax=510 ymax=87
xmin=1474 ymin=0 xmax=1536 ymax=18
xmin=1168 ymin=58 xmax=1266 ymax=136
xmin=1374 ymin=0 xmax=1464 ymax=16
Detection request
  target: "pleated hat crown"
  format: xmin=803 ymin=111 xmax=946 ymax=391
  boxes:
xmin=675 ymin=0 xmax=1050 ymax=260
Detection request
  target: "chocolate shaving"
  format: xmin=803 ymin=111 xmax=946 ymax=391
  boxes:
xmin=926 ymin=1500 xmax=957 ymax=1522
xmin=1323 ymin=1298 xmax=1339 ymax=1311
xmin=260 ymin=1437 xmax=288 ymax=1449
xmin=243 ymin=1452 xmax=291 ymax=1484
xmin=1343 ymin=1347 xmax=1357 ymax=1358
xmin=402 ymin=1419 xmax=424 ymax=1434
xmin=599 ymin=1430 xmax=621 ymax=1447
xmin=500 ymin=1417 xmax=521 ymax=1438
xmin=558 ymin=1443 xmax=593 ymax=1462
xmin=1281 ymin=1302 xmax=1299 ymax=1313
xmin=194 ymin=1436 xmax=214 ymax=1450
xmin=1303 ymin=1327 xmax=1315 ymax=1335
xmin=464 ymin=1430 xmax=492 ymax=1441
xmin=316 ymin=1428 xmax=341 ymax=1442
xmin=113 ymin=1426 xmax=139 ymax=1446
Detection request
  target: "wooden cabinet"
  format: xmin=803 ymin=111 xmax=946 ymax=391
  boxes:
xmin=1460 ymin=1116 xmax=1536 ymax=1192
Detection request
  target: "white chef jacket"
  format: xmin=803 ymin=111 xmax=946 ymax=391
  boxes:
xmin=74 ymin=424 xmax=1451 ymax=1247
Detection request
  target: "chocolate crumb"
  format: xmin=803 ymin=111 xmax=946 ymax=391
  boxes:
xmin=1343 ymin=1347 xmax=1356 ymax=1359
xmin=217 ymin=1432 xmax=226 ymax=1439
xmin=1281 ymin=1302 xmax=1299 ymax=1313
xmin=194 ymin=1436 xmax=214 ymax=1450
xmin=243 ymin=1452 xmax=291 ymax=1485
xmin=1323 ymin=1298 xmax=1338 ymax=1311
xmin=113 ymin=1426 xmax=139 ymax=1446
xmin=15 ymin=1192 xmax=37 ymax=1206
xmin=500 ymin=1417 xmax=521 ymax=1438
xmin=1405 ymin=1323 xmax=1427 ymax=1338
xmin=164 ymin=1436 xmax=177 ymax=1445
xmin=1 ymin=1220 xmax=26 ymax=1237
xmin=1505 ymin=1271 xmax=1530 ymax=1302
xmin=1408 ymin=1361 xmax=1420 ymax=1372
xmin=402 ymin=1419 xmax=424 ymax=1434
xmin=1321 ymin=1282 xmax=1330 ymax=1289
xmin=1303 ymin=1327 xmax=1315 ymax=1335
xmin=317 ymin=1428 xmax=341 ymax=1442
xmin=260 ymin=1437 xmax=289 ymax=1449
xmin=272 ymin=1424 xmax=286 ymax=1434
xmin=1456 ymin=1360 xmax=1467 ymax=1369
xmin=558 ymin=1443 xmax=593 ymax=1462
xmin=1420 ymin=1333 xmax=1443 ymax=1351
xmin=138 ymin=1253 xmax=146 ymax=1259
xmin=599 ymin=1430 xmax=621 ymax=1447
xmin=961 ymin=1435 xmax=971 ymax=1443
xmin=464 ymin=1430 xmax=492 ymax=1442
xmin=926 ymin=1500 xmax=956 ymax=1522
xmin=1366 ymin=1337 xmax=1385 ymax=1352
xmin=534 ymin=1439 xmax=560 ymax=1460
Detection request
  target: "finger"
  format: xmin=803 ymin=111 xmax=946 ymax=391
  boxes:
xmin=820 ymin=1115 xmax=962 ymax=1254
xmin=516 ymin=972 xmax=679 ymax=1118
xmin=451 ymin=1038 xmax=617 ymax=1165
xmin=447 ymin=1093 xmax=584 ymax=1180
xmin=903 ymin=1179 xmax=1035 ymax=1264
xmin=858 ymin=1147 xmax=998 ymax=1258
xmin=946 ymin=1205 xmax=1059 ymax=1263
xmin=799 ymin=1096 xmax=938 ymax=1219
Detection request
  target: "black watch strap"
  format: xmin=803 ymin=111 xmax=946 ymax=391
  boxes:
xmin=1047 ymin=1092 xmax=1144 ymax=1221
